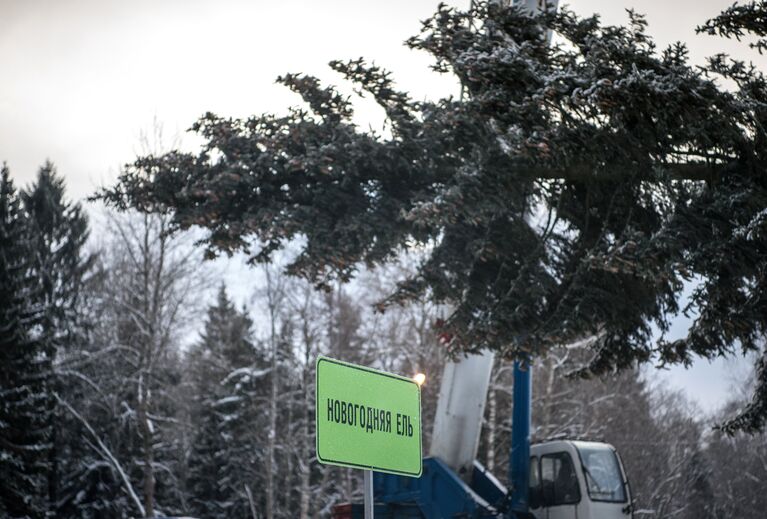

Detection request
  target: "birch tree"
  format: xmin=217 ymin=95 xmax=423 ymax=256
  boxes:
xmin=283 ymin=281 xmax=324 ymax=519
xmin=57 ymin=211 xmax=206 ymax=517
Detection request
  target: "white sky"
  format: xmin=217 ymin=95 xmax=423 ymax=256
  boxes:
xmin=1 ymin=0 xmax=760 ymax=414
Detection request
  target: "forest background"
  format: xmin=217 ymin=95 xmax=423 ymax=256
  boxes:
xmin=2 ymin=0 xmax=767 ymax=517
xmin=0 ymin=161 xmax=764 ymax=518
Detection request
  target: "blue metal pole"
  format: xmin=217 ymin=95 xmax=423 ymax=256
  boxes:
xmin=509 ymin=360 xmax=532 ymax=515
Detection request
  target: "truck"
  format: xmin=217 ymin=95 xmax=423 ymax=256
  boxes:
xmin=333 ymin=351 xmax=633 ymax=519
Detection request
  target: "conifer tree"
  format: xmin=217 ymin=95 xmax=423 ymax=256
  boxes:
xmin=100 ymin=1 xmax=767 ymax=432
xmin=22 ymin=161 xmax=91 ymax=350
xmin=186 ymin=284 xmax=266 ymax=518
xmin=22 ymin=161 xmax=92 ymax=514
xmin=0 ymin=165 xmax=51 ymax=518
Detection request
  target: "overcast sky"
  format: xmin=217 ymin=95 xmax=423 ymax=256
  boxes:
xmin=1 ymin=0 xmax=761 ymax=414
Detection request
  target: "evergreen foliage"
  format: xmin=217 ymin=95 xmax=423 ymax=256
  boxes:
xmin=186 ymin=285 xmax=265 ymax=518
xmin=22 ymin=161 xmax=92 ymax=514
xmin=99 ymin=2 xmax=767 ymax=432
xmin=0 ymin=166 xmax=51 ymax=518
xmin=22 ymin=161 xmax=92 ymax=350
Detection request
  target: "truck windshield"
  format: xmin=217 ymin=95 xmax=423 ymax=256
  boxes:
xmin=575 ymin=444 xmax=626 ymax=503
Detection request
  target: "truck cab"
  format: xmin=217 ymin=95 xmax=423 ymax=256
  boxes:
xmin=529 ymin=440 xmax=632 ymax=519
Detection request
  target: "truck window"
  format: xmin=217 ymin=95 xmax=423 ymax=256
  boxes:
xmin=541 ymin=452 xmax=580 ymax=506
xmin=575 ymin=445 xmax=627 ymax=503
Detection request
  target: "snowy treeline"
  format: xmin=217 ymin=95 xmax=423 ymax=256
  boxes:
xmin=1 ymin=163 xmax=765 ymax=518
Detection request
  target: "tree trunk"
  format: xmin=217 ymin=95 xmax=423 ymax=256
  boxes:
xmin=265 ymin=267 xmax=279 ymax=519
xmin=139 ymin=217 xmax=156 ymax=518
xmin=266 ymin=352 xmax=277 ymax=519
xmin=283 ymin=391 xmax=293 ymax=512
xmin=48 ymin=402 xmax=58 ymax=515
xmin=543 ymin=357 xmax=557 ymax=438
xmin=138 ymin=374 xmax=155 ymax=518
xmin=298 ymin=383 xmax=312 ymax=519
xmin=298 ymin=296 xmax=314 ymax=519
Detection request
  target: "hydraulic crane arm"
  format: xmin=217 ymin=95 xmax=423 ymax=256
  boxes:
xmin=429 ymin=351 xmax=495 ymax=480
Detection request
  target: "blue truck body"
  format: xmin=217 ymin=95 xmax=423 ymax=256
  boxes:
xmin=341 ymin=363 xmax=532 ymax=519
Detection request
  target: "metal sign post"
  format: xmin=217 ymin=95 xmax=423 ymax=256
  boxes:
xmin=364 ymin=470 xmax=374 ymax=519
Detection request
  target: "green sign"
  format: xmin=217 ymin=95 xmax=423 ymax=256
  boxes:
xmin=315 ymin=356 xmax=422 ymax=477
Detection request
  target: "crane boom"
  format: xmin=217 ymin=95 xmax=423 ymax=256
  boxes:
xmin=429 ymin=352 xmax=495 ymax=479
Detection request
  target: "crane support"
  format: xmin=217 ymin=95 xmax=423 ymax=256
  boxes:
xmin=509 ymin=361 xmax=532 ymax=515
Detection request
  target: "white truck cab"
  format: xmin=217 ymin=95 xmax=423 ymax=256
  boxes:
xmin=529 ymin=440 xmax=633 ymax=519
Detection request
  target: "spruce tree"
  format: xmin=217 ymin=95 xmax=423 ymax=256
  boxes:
xmin=100 ymin=1 xmax=767 ymax=432
xmin=22 ymin=161 xmax=92 ymax=515
xmin=0 ymin=165 xmax=51 ymax=518
xmin=187 ymin=285 xmax=266 ymax=518
xmin=22 ymin=161 xmax=91 ymax=350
